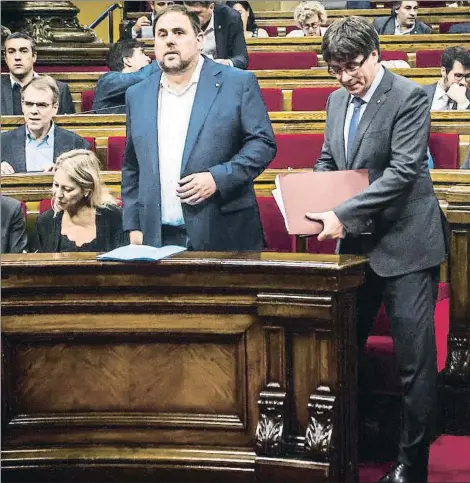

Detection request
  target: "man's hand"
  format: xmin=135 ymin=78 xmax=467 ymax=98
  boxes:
xmin=447 ymin=83 xmax=469 ymax=105
xmin=1 ymin=161 xmax=15 ymax=175
xmin=305 ymin=210 xmax=345 ymax=242
xmin=133 ymin=15 xmax=151 ymax=33
xmin=214 ymin=59 xmax=232 ymax=66
xmin=177 ymin=172 xmax=217 ymax=205
xmin=41 ymin=163 xmax=55 ymax=173
xmin=130 ymin=230 xmax=143 ymax=245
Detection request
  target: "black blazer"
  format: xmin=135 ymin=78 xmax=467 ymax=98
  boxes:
xmin=1 ymin=125 xmax=90 ymax=173
xmin=30 ymin=205 xmax=129 ymax=253
xmin=373 ymin=15 xmax=432 ymax=35
xmin=1 ymin=195 xmax=28 ymax=253
xmin=1 ymin=75 xmax=76 ymax=115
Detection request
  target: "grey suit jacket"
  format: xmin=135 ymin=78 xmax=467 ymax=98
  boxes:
xmin=422 ymin=82 xmax=470 ymax=110
xmin=315 ymin=68 xmax=447 ymax=277
xmin=1 ymin=76 xmax=75 ymax=115
xmin=1 ymin=125 xmax=90 ymax=173
xmin=462 ymin=148 xmax=470 ymax=169
xmin=1 ymin=195 xmax=28 ymax=253
xmin=373 ymin=15 xmax=432 ymax=35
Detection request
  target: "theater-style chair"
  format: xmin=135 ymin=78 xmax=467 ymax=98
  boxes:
xmin=107 ymin=137 xmax=126 ymax=170
xmin=263 ymin=26 xmax=278 ymax=37
xmin=416 ymin=50 xmax=443 ymax=68
xmin=428 ymin=132 xmax=459 ymax=169
xmin=260 ymin=88 xmax=283 ymax=111
xmin=39 ymin=199 xmax=52 ymax=213
xmin=291 ymin=87 xmax=337 ymax=111
xmin=84 ymin=137 xmax=96 ymax=152
xmin=248 ymin=52 xmax=318 ymax=70
xmin=81 ymin=90 xmax=95 ymax=113
xmin=34 ymin=66 xmax=109 ymax=73
xmin=380 ymin=50 xmax=408 ymax=62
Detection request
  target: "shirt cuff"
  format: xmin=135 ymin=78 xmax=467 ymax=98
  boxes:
xmin=457 ymin=99 xmax=470 ymax=110
xmin=131 ymin=27 xmax=138 ymax=39
xmin=227 ymin=59 xmax=234 ymax=67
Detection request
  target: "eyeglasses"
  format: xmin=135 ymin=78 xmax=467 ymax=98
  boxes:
xmin=327 ymin=56 xmax=368 ymax=77
xmin=302 ymin=22 xmax=320 ymax=31
xmin=453 ymin=72 xmax=470 ymax=82
xmin=21 ymin=100 xmax=54 ymax=111
xmin=156 ymin=1 xmax=174 ymax=5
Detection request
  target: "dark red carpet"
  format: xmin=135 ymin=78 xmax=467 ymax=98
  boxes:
xmin=359 ymin=435 xmax=470 ymax=482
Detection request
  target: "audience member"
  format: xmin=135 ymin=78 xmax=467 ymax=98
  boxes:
xmin=306 ymin=16 xmax=447 ymax=483
xmin=183 ymin=1 xmax=248 ymax=68
xmin=448 ymin=22 xmax=470 ymax=33
xmin=226 ymin=1 xmax=269 ymax=38
xmin=423 ymin=46 xmax=470 ymax=111
xmin=1 ymin=32 xmax=75 ymax=115
xmin=122 ymin=1 xmax=175 ymax=39
xmin=1 ymin=76 xmax=90 ymax=175
xmin=93 ymin=39 xmax=159 ymax=114
xmin=31 ymin=150 xmax=128 ymax=253
xmin=121 ymin=5 xmax=275 ymax=249
xmin=462 ymin=147 xmax=470 ymax=169
xmin=286 ymin=1 xmax=328 ymax=37
xmin=1 ymin=195 xmax=28 ymax=254
xmin=373 ymin=1 xmax=432 ymax=35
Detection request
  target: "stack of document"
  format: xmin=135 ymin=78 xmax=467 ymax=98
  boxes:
xmin=97 ymin=244 xmax=187 ymax=262
xmin=272 ymin=169 xmax=369 ymax=235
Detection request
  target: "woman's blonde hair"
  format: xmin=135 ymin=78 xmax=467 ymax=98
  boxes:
xmin=53 ymin=149 xmax=117 ymax=213
xmin=293 ymin=1 xmax=327 ymax=27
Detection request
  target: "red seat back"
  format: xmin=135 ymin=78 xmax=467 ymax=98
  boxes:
xmin=264 ymin=26 xmax=278 ymax=37
xmin=81 ymin=90 xmax=95 ymax=112
xmin=20 ymin=200 xmax=27 ymax=218
xmin=83 ymin=137 xmax=96 ymax=152
xmin=34 ymin=66 xmax=109 ymax=73
xmin=416 ymin=50 xmax=443 ymax=68
xmin=428 ymin=133 xmax=459 ymax=169
xmin=248 ymin=52 xmax=318 ymax=70
xmin=261 ymin=88 xmax=283 ymax=111
xmin=292 ymin=87 xmax=337 ymax=111
xmin=381 ymin=51 xmax=408 ymax=62
xmin=107 ymin=137 xmax=126 ymax=170
xmin=39 ymin=199 xmax=52 ymax=213
xmin=270 ymin=133 xmax=324 ymax=169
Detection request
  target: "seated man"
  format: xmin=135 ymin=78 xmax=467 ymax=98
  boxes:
xmin=1 ymin=76 xmax=90 ymax=175
xmin=93 ymin=39 xmax=159 ymax=114
xmin=121 ymin=1 xmax=175 ymax=39
xmin=1 ymin=32 xmax=75 ymax=115
xmin=183 ymin=1 xmax=248 ymax=69
xmin=373 ymin=1 xmax=432 ymax=35
xmin=1 ymin=195 xmax=28 ymax=254
xmin=423 ymin=46 xmax=470 ymax=111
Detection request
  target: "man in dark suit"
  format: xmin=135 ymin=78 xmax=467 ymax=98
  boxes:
xmin=422 ymin=46 xmax=470 ymax=111
xmin=306 ymin=16 xmax=447 ymax=483
xmin=121 ymin=1 xmax=175 ymax=40
xmin=2 ymin=32 xmax=75 ymax=115
xmin=1 ymin=196 xmax=28 ymax=254
xmin=93 ymin=39 xmax=159 ymax=114
xmin=1 ymin=76 xmax=89 ymax=175
xmin=121 ymin=4 xmax=275 ymax=249
xmin=373 ymin=1 xmax=432 ymax=35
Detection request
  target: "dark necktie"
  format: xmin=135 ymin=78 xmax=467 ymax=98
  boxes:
xmin=347 ymin=96 xmax=365 ymax=166
xmin=448 ymin=100 xmax=458 ymax=110
xmin=12 ymin=83 xmax=22 ymax=115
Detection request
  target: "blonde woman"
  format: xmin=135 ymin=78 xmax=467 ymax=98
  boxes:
xmin=287 ymin=1 xmax=328 ymax=37
xmin=31 ymin=149 xmax=128 ymax=252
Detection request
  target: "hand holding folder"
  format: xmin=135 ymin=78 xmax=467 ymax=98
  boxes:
xmin=272 ymin=169 xmax=369 ymax=236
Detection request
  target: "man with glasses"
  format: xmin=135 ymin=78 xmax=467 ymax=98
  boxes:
xmin=305 ymin=16 xmax=447 ymax=483
xmin=1 ymin=76 xmax=90 ymax=175
xmin=423 ymin=46 xmax=470 ymax=111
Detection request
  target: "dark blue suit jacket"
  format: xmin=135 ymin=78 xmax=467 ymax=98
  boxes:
xmin=92 ymin=61 xmax=160 ymax=114
xmin=121 ymin=57 xmax=276 ymax=250
xmin=422 ymin=82 xmax=470 ymax=110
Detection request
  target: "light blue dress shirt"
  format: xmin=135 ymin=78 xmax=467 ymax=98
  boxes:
xmin=25 ymin=123 xmax=55 ymax=172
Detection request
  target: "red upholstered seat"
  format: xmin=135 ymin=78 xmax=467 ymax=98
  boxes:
xmin=81 ymin=90 xmax=95 ymax=113
xmin=20 ymin=201 xmax=27 ymax=218
xmin=416 ymin=50 xmax=443 ymax=68
xmin=83 ymin=137 xmax=96 ymax=152
xmin=263 ymin=26 xmax=278 ymax=37
xmin=380 ymin=51 xmax=408 ymax=62
xmin=429 ymin=132 xmax=459 ymax=169
xmin=248 ymin=52 xmax=318 ymax=70
xmin=39 ymin=199 xmax=52 ymax=213
xmin=292 ymin=87 xmax=337 ymax=111
xmin=107 ymin=136 xmax=126 ymax=170
xmin=270 ymin=133 xmax=324 ymax=169
xmin=34 ymin=66 xmax=109 ymax=73
xmin=260 ymin=88 xmax=283 ymax=111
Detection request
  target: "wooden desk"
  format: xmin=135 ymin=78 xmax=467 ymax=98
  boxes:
xmin=1 ymin=252 xmax=367 ymax=483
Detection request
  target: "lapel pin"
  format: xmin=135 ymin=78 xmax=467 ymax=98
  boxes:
xmin=377 ymin=99 xmax=381 ymax=104
xmin=215 ymin=83 xmax=220 ymax=87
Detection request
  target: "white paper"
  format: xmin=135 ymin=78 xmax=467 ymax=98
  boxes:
xmin=97 ymin=244 xmax=187 ymax=262
xmin=272 ymin=175 xmax=289 ymax=231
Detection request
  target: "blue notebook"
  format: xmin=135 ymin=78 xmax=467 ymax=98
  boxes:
xmin=97 ymin=244 xmax=187 ymax=262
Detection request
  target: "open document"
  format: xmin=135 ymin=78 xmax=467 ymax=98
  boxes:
xmin=97 ymin=244 xmax=187 ymax=262
xmin=272 ymin=169 xmax=369 ymax=235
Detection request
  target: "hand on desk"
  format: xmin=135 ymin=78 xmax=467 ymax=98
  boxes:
xmin=177 ymin=172 xmax=216 ymax=205
xmin=305 ymin=210 xmax=345 ymax=241
xmin=1 ymin=161 xmax=15 ymax=175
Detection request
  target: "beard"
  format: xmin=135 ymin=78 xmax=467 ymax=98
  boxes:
xmin=160 ymin=55 xmax=192 ymax=74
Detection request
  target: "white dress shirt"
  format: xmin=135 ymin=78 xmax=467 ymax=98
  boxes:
xmin=431 ymin=82 xmax=470 ymax=111
xmin=344 ymin=65 xmax=385 ymax=159
xmin=394 ymin=18 xmax=414 ymax=35
xmin=158 ymin=55 xmax=204 ymax=226
xmin=202 ymin=11 xmax=216 ymax=60
xmin=25 ymin=123 xmax=55 ymax=172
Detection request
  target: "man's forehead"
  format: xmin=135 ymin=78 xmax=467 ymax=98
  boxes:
xmin=23 ymin=87 xmax=53 ymax=100
xmin=5 ymin=39 xmax=33 ymax=50
xmin=452 ymin=61 xmax=470 ymax=73
xmin=156 ymin=11 xmax=191 ymax=29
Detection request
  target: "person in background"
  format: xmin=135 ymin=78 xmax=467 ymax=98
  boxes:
xmin=121 ymin=1 xmax=175 ymax=39
xmin=286 ymin=1 xmax=328 ymax=38
xmin=93 ymin=39 xmax=159 ymax=114
xmin=1 ymin=76 xmax=90 ymax=175
xmin=1 ymin=32 xmax=75 ymax=115
xmin=462 ymin=146 xmax=470 ymax=169
xmin=31 ymin=150 xmax=128 ymax=253
xmin=373 ymin=1 xmax=432 ymax=35
xmin=1 ymin=195 xmax=28 ymax=254
xmin=226 ymin=1 xmax=269 ymax=39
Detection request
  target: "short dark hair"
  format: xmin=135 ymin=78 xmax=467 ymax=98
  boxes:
xmin=106 ymin=39 xmax=145 ymax=72
xmin=441 ymin=46 xmax=470 ymax=74
xmin=4 ymin=31 xmax=36 ymax=55
xmin=322 ymin=16 xmax=380 ymax=65
xmin=183 ymin=1 xmax=212 ymax=7
xmin=226 ymin=1 xmax=258 ymax=32
xmin=153 ymin=4 xmax=202 ymax=35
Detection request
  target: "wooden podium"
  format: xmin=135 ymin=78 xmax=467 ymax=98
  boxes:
xmin=1 ymin=252 xmax=366 ymax=483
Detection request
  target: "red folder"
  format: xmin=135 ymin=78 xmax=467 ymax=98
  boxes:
xmin=275 ymin=169 xmax=369 ymax=235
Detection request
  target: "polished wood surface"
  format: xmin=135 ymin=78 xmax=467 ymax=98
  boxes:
xmin=2 ymin=252 xmax=367 ymax=482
